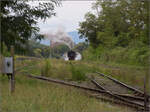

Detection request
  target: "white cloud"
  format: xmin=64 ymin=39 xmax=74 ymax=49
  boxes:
xmin=38 ymin=1 xmax=96 ymax=33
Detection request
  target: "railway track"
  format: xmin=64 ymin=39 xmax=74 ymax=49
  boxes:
xmin=92 ymin=72 xmax=150 ymax=112
xmin=16 ymin=57 xmax=41 ymax=61
xmin=95 ymin=71 xmax=145 ymax=97
xmin=92 ymin=72 xmax=149 ymax=111
xmin=90 ymin=79 xmax=144 ymax=102
xmin=26 ymin=74 xmax=149 ymax=111
xmin=14 ymin=61 xmax=149 ymax=111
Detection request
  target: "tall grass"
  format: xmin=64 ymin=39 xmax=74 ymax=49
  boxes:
xmin=0 ymin=75 xmax=133 ymax=112
xmin=41 ymin=59 xmax=51 ymax=77
xmin=0 ymin=57 xmax=143 ymax=111
xmin=14 ymin=57 xmax=147 ymax=89
xmin=70 ymin=63 xmax=86 ymax=81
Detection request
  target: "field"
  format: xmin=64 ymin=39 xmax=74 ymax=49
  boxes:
xmin=0 ymin=57 xmax=147 ymax=112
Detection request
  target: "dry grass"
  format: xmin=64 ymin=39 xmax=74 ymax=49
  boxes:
xmin=0 ymin=75 xmax=133 ymax=112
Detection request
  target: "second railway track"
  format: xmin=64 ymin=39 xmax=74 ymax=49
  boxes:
xmin=95 ymin=71 xmax=146 ymax=97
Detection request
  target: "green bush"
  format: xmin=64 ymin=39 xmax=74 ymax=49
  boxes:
xmin=82 ymin=44 xmax=150 ymax=66
xmin=2 ymin=42 xmax=11 ymax=57
xmin=70 ymin=64 xmax=86 ymax=81
xmin=41 ymin=59 xmax=51 ymax=77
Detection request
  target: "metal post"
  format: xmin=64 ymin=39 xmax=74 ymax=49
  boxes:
xmin=10 ymin=46 xmax=15 ymax=93
xmin=144 ymin=77 xmax=149 ymax=112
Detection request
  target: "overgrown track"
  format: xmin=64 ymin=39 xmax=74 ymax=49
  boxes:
xmin=95 ymin=71 xmax=145 ymax=97
xmin=91 ymin=79 xmax=144 ymax=102
xmin=26 ymin=74 xmax=149 ymax=111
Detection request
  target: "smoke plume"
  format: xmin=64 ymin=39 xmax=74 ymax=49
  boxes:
xmin=44 ymin=29 xmax=74 ymax=49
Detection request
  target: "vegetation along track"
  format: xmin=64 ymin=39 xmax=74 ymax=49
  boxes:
xmin=26 ymin=74 xmax=149 ymax=111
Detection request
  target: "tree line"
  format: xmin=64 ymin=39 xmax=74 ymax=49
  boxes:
xmin=78 ymin=0 xmax=149 ymax=66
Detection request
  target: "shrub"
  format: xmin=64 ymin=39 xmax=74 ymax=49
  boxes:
xmin=70 ymin=63 xmax=86 ymax=81
xmin=82 ymin=43 xmax=150 ymax=67
xmin=41 ymin=59 xmax=51 ymax=77
xmin=2 ymin=42 xmax=11 ymax=57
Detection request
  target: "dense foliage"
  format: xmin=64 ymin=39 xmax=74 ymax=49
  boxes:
xmin=78 ymin=0 xmax=149 ymax=66
xmin=24 ymin=40 xmax=70 ymax=58
xmin=73 ymin=42 xmax=88 ymax=53
xmin=1 ymin=0 xmax=59 ymax=53
xmin=50 ymin=44 xmax=70 ymax=58
xmin=26 ymin=40 xmax=50 ymax=58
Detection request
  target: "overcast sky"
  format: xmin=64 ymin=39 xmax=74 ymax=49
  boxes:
xmin=37 ymin=1 xmax=96 ymax=33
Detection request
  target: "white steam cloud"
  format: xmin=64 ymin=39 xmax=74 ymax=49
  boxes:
xmin=44 ymin=29 xmax=74 ymax=49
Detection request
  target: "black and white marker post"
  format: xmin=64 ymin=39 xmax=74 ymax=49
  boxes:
xmin=4 ymin=46 xmax=15 ymax=94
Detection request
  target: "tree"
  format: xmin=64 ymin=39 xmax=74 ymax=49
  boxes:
xmin=78 ymin=13 xmax=103 ymax=48
xmin=34 ymin=48 xmax=42 ymax=58
xmin=78 ymin=0 xmax=149 ymax=48
xmin=78 ymin=0 xmax=150 ymax=95
xmin=0 ymin=0 xmax=59 ymax=53
xmin=50 ymin=44 xmax=70 ymax=58
xmin=73 ymin=42 xmax=88 ymax=53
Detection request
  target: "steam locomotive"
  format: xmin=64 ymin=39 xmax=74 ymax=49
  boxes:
xmin=63 ymin=50 xmax=82 ymax=61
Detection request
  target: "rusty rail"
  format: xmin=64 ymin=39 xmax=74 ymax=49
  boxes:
xmin=26 ymin=74 xmax=147 ymax=110
xmin=95 ymin=71 xmax=145 ymax=96
xmin=91 ymin=79 xmax=144 ymax=101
